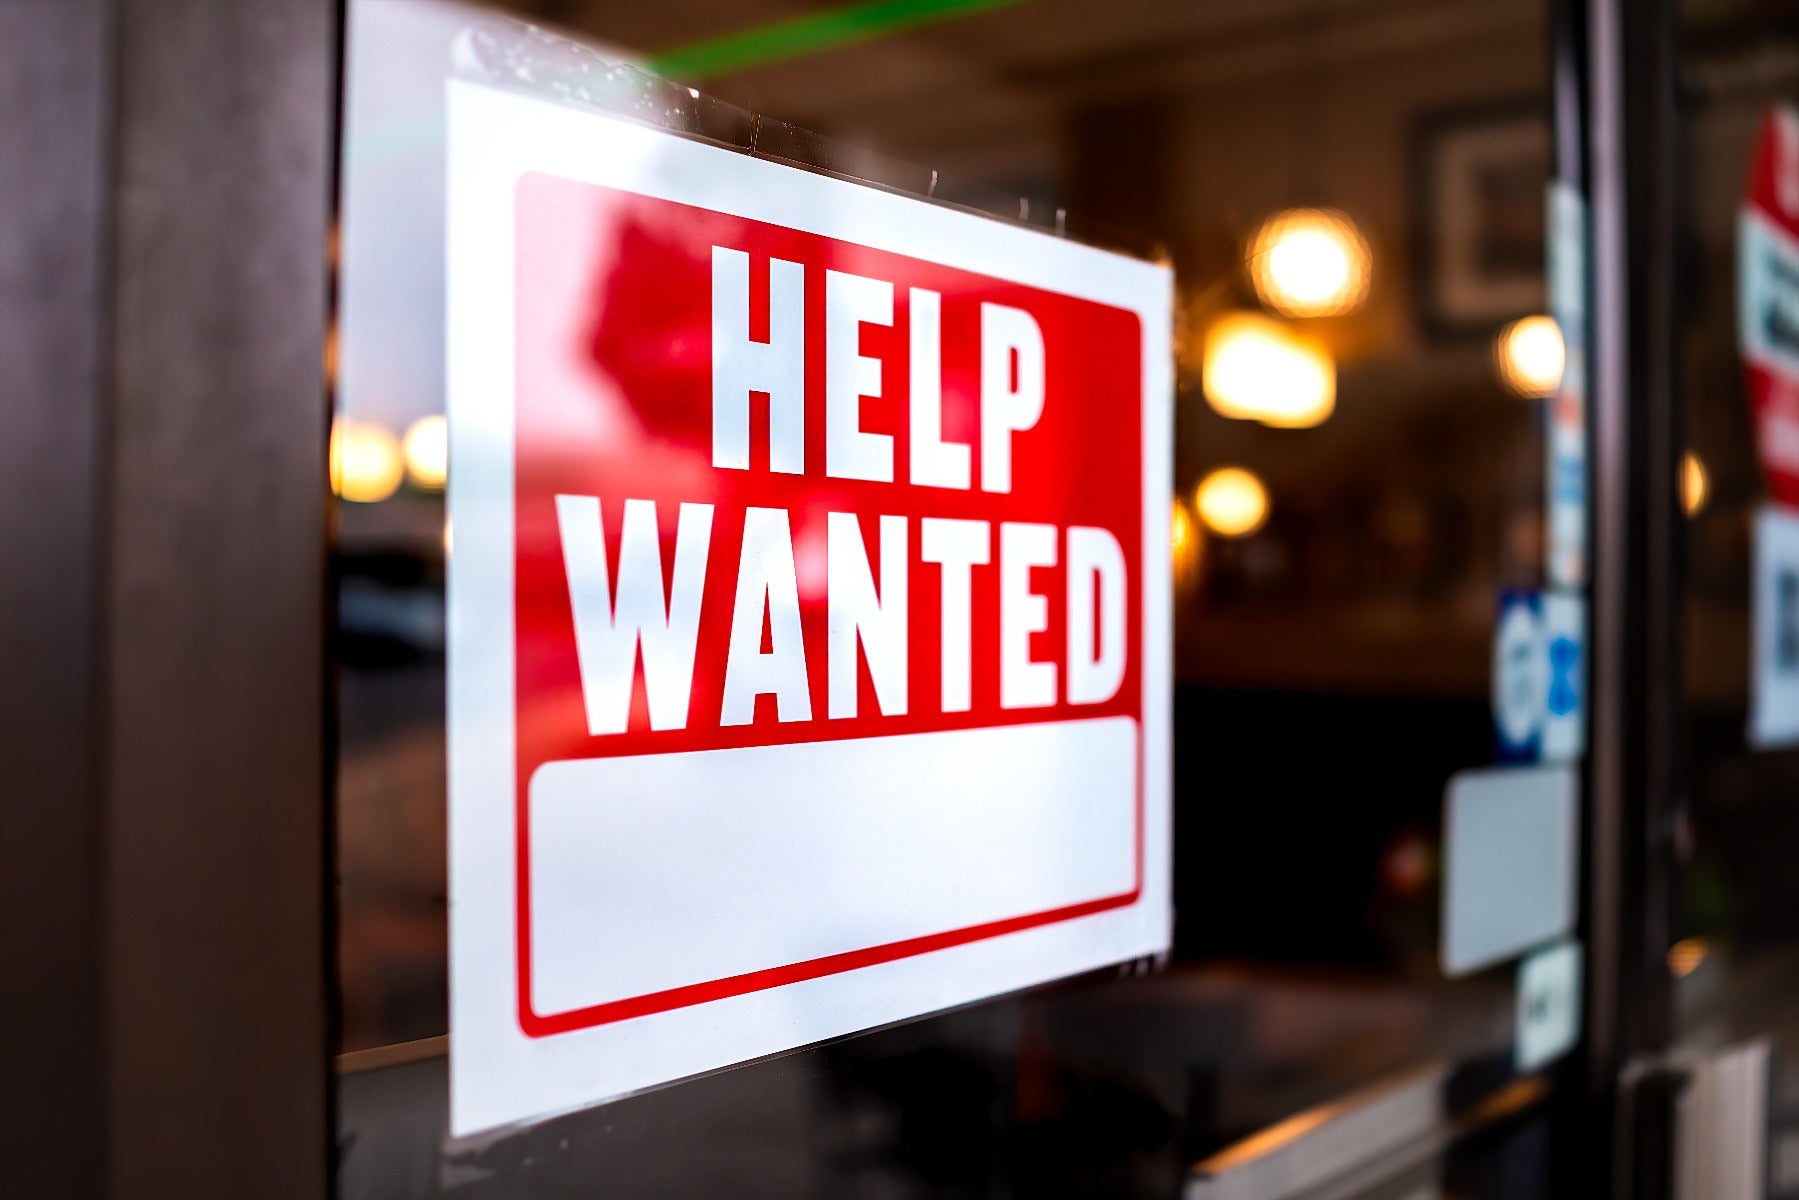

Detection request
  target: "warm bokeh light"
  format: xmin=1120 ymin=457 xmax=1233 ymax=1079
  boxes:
xmin=1193 ymin=467 xmax=1270 ymax=538
xmin=1171 ymin=497 xmax=1203 ymax=593
xmin=403 ymin=413 xmax=449 ymax=491
xmin=1249 ymin=208 xmax=1372 ymax=318
xmin=330 ymin=417 xmax=404 ymax=504
xmin=1681 ymin=451 xmax=1709 ymax=517
xmin=1495 ymin=314 xmax=1565 ymax=398
xmin=1379 ymin=829 xmax=1435 ymax=898
xmin=1667 ymin=937 xmax=1709 ymax=979
xmin=1202 ymin=311 xmax=1336 ymax=429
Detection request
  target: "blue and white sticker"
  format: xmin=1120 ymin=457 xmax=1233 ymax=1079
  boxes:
xmin=1540 ymin=591 xmax=1586 ymax=764
xmin=1492 ymin=589 xmax=1585 ymax=763
xmin=1546 ymin=182 xmax=1588 ymax=590
xmin=1493 ymin=591 xmax=1546 ymax=759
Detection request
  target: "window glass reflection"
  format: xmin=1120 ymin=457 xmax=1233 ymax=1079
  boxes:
xmin=335 ymin=1 xmax=1562 ymax=1194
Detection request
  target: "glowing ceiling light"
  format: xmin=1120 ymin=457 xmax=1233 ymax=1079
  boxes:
xmin=1681 ymin=451 xmax=1709 ymax=517
xmin=1193 ymin=467 xmax=1269 ymax=538
xmin=1495 ymin=314 xmax=1565 ymax=398
xmin=403 ymin=413 xmax=449 ymax=491
xmin=330 ymin=417 xmax=403 ymax=504
xmin=1249 ymin=208 xmax=1372 ymax=318
xmin=1171 ymin=497 xmax=1202 ymax=593
xmin=1202 ymin=311 xmax=1336 ymax=429
xmin=1667 ymin=937 xmax=1709 ymax=979
xmin=1171 ymin=496 xmax=1198 ymax=558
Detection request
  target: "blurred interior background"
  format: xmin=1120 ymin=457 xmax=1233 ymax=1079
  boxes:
xmin=322 ymin=0 xmax=1799 ymax=1196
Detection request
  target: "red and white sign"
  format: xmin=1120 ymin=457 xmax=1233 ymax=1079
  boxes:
xmin=447 ymin=82 xmax=1172 ymax=1135
xmin=1741 ymin=105 xmax=1799 ymax=506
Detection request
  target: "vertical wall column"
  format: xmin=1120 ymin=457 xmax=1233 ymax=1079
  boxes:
xmin=102 ymin=2 xmax=337 ymax=1197
xmin=0 ymin=2 xmax=338 ymax=1197
xmin=0 ymin=3 xmax=112 ymax=1193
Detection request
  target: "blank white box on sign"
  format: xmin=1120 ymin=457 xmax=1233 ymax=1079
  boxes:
xmin=1440 ymin=764 xmax=1578 ymax=977
xmin=528 ymin=716 xmax=1138 ymax=1018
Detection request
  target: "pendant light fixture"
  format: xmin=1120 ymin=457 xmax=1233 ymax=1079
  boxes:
xmin=1249 ymin=207 xmax=1372 ymax=318
xmin=1202 ymin=311 xmax=1336 ymax=429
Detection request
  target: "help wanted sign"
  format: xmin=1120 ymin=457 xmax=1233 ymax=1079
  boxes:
xmin=447 ymin=82 xmax=1172 ymax=1135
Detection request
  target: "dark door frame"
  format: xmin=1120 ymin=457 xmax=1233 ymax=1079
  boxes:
xmin=0 ymin=1 xmax=339 ymax=1197
xmin=1564 ymin=0 xmax=1684 ymax=1196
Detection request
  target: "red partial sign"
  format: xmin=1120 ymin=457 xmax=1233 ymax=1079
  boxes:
xmin=1741 ymin=105 xmax=1799 ymax=506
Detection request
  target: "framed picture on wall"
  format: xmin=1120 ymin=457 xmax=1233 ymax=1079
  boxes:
xmin=1413 ymin=102 xmax=1551 ymax=337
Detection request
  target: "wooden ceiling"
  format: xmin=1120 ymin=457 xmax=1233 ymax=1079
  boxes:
xmin=500 ymin=0 xmax=1536 ymax=155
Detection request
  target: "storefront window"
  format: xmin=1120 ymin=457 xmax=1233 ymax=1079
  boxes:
xmin=334 ymin=2 xmax=1567 ymax=1193
xmin=1671 ymin=2 xmax=1799 ymax=1192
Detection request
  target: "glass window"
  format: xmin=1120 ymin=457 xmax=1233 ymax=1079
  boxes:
xmin=1671 ymin=2 xmax=1799 ymax=1193
xmin=334 ymin=2 xmax=1568 ymax=1194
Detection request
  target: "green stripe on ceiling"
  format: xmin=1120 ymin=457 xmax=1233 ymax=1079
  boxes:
xmin=644 ymin=0 xmax=1025 ymax=82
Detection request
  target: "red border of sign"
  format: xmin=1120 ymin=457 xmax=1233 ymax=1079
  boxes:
xmin=514 ymin=721 xmax=1144 ymax=1037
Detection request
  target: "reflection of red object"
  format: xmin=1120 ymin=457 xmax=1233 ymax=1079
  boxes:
xmin=1741 ymin=106 xmax=1799 ymax=506
xmin=583 ymin=218 xmax=715 ymax=452
xmin=510 ymin=172 xmax=1147 ymax=1036
xmin=1378 ymin=828 xmax=1435 ymax=898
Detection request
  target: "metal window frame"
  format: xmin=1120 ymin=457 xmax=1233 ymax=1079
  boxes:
xmin=1562 ymin=0 xmax=1685 ymax=1196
